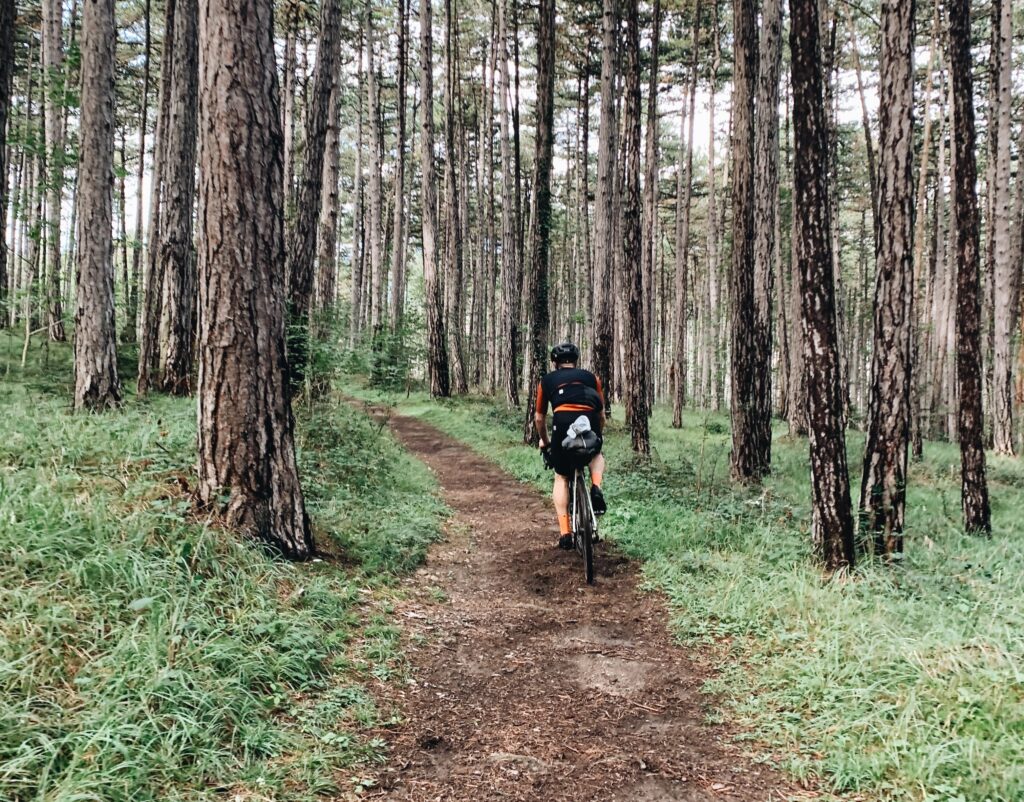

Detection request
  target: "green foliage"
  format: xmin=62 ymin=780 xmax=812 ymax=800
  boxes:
xmin=348 ymin=379 xmax=1024 ymax=802
xmin=0 ymin=334 xmax=444 ymax=801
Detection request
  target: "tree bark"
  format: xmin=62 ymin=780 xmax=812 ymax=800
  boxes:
xmin=641 ymin=0 xmax=661 ymax=413
xmin=284 ymin=0 xmax=342 ymax=387
xmin=622 ymin=0 xmax=648 ymax=455
xmin=948 ymin=0 xmax=991 ymax=534
xmin=196 ymin=0 xmax=313 ymax=559
xmin=350 ymin=21 xmax=365 ymax=344
xmin=790 ymin=0 xmax=855 ymax=571
xmin=125 ymin=0 xmax=152 ymax=343
xmin=420 ymin=0 xmax=451 ymax=397
xmin=74 ymin=0 xmax=122 ymax=410
xmin=42 ymin=0 xmax=66 ymax=341
xmin=443 ymin=0 xmax=468 ymax=393
xmin=158 ymin=0 xmax=199 ymax=396
xmin=366 ymin=4 xmax=385 ymax=337
xmin=0 ymin=0 xmax=13 ymax=318
xmin=521 ymin=0 xmax=555 ymax=444
xmin=138 ymin=0 xmax=176 ymax=393
xmin=496 ymin=0 xmax=519 ymax=406
xmin=750 ymin=0 xmax=782 ymax=459
xmin=730 ymin=0 xmax=764 ymax=482
xmin=389 ymin=0 xmax=409 ymax=333
xmin=671 ymin=0 xmax=700 ymax=428
xmin=989 ymin=0 xmax=1016 ymax=455
xmin=592 ymin=0 xmax=617 ymax=405
xmin=859 ymin=0 xmax=915 ymax=557
xmin=315 ymin=76 xmax=341 ymax=316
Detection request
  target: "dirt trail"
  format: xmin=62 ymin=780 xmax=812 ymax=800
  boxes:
xmin=364 ymin=410 xmax=805 ymax=802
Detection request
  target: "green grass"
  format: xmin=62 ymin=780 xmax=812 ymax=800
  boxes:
xmin=0 ymin=333 xmax=445 ymax=801
xmin=347 ymin=378 xmax=1024 ymax=802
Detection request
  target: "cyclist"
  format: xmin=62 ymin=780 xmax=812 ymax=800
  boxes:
xmin=534 ymin=342 xmax=607 ymax=550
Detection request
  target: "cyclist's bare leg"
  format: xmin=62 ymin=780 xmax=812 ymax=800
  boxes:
xmin=553 ymin=473 xmax=571 ymax=535
xmin=589 ymin=453 xmax=605 ymax=487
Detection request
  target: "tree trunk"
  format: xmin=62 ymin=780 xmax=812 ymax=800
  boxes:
xmin=705 ymin=1 xmax=721 ymax=410
xmin=158 ymin=0 xmax=199 ymax=396
xmin=790 ymin=0 xmax=855 ymax=571
xmin=284 ymin=0 xmax=342 ymax=388
xmin=622 ymin=0 xmax=648 ymax=455
xmin=859 ymin=0 xmax=915 ymax=558
xmin=389 ymin=0 xmax=409 ymax=333
xmin=989 ymin=0 xmax=1016 ymax=455
xmin=521 ymin=0 xmax=555 ymax=444
xmin=125 ymin=0 xmax=151 ymax=343
xmin=315 ymin=76 xmax=342 ymax=317
xmin=672 ymin=1 xmax=700 ymax=427
xmin=196 ymin=0 xmax=313 ymax=559
xmin=366 ymin=5 xmax=385 ymax=337
xmin=641 ymin=0 xmax=661 ymax=414
xmin=730 ymin=0 xmax=763 ymax=482
xmin=592 ymin=0 xmax=617 ymax=405
xmin=0 ymin=0 xmax=13 ymax=318
xmin=350 ymin=21 xmax=365 ymax=344
xmin=74 ymin=0 xmax=122 ymax=410
xmin=138 ymin=0 xmax=177 ymax=393
xmin=281 ymin=2 xmax=298 ymax=215
xmin=948 ymin=0 xmax=991 ymax=534
xmin=443 ymin=0 xmax=468 ymax=393
xmin=420 ymin=0 xmax=451 ymax=397
xmin=496 ymin=0 xmax=519 ymax=406
xmin=751 ymin=0 xmax=781 ymax=458
xmin=42 ymin=0 xmax=67 ymax=341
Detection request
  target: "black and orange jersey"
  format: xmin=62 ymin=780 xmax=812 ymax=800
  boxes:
xmin=535 ymin=367 xmax=605 ymax=418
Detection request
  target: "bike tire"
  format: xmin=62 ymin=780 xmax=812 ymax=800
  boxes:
xmin=575 ymin=471 xmax=595 ymax=585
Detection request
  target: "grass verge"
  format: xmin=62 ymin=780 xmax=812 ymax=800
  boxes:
xmin=347 ymin=378 xmax=1024 ymax=802
xmin=0 ymin=334 xmax=445 ymax=801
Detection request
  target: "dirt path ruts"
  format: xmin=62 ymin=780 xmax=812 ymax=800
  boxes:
xmin=364 ymin=410 xmax=805 ymax=802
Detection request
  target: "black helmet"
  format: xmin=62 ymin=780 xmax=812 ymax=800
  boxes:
xmin=550 ymin=341 xmax=580 ymax=364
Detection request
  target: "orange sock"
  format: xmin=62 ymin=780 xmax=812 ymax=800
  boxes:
xmin=558 ymin=514 xmax=571 ymax=535
xmin=591 ymin=472 xmax=603 ymax=489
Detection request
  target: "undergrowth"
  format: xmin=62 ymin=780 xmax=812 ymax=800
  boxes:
xmin=0 ymin=333 xmax=444 ymax=801
xmin=347 ymin=378 xmax=1024 ymax=802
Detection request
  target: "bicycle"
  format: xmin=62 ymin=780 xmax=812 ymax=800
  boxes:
xmin=568 ymin=465 xmax=598 ymax=585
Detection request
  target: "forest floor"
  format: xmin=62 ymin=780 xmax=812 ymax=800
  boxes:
xmin=361 ymin=406 xmax=808 ymax=801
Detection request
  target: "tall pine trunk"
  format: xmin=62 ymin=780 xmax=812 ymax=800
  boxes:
xmin=641 ymin=0 xmax=661 ymax=413
xmin=42 ymin=0 xmax=67 ymax=341
xmin=751 ymin=0 xmax=782 ymax=465
xmin=389 ymin=0 xmax=409 ymax=333
xmin=443 ymin=0 xmax=468 ymax=393
xmin=496 ymin=0 xmax=519 ymax=406
xmin=74 ymin=0 xmax=121 ymax=410
xmin=0 ymin=0 xmax=13 ymax=318
xmin=790 ymin=0 xmax=855 ymax=571
xmin=622 ymin=0 xmax=648 ymax=455
xmin=158 ymin=0 xmax=199 ymax=395
xmin=521 ymin=0 xmax=555 ymax=444
xmin=284 ymin=0 xmax=343 ymax=387
xmin=592 ymin=0 xmax=617 ymax=404
xmin=989 ymin=0 xmax=1016 ymax=455
xmin=860 ymin=0 xmax=915 ymax=557
xmin=729 ymin=0 xmax=762 ymax=482
xmin=948 ymin=0 xmax=991 ymax=534
xmin=420 ymin=0 xmax=451 ymax=397
xmin=137 ymin=0 xmax=176 ymax=393
xmin=196 ymin=0 xmax=313 ymax=559
xmin=672 ymin=0 xmax=700 ymax=428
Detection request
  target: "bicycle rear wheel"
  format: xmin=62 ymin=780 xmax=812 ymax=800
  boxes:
xmin=573 ymin=470 xmax=595 ymax=585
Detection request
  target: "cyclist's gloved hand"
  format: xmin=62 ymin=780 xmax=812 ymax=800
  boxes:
xmin=540 ymin=445 xmax=553 ymax=470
